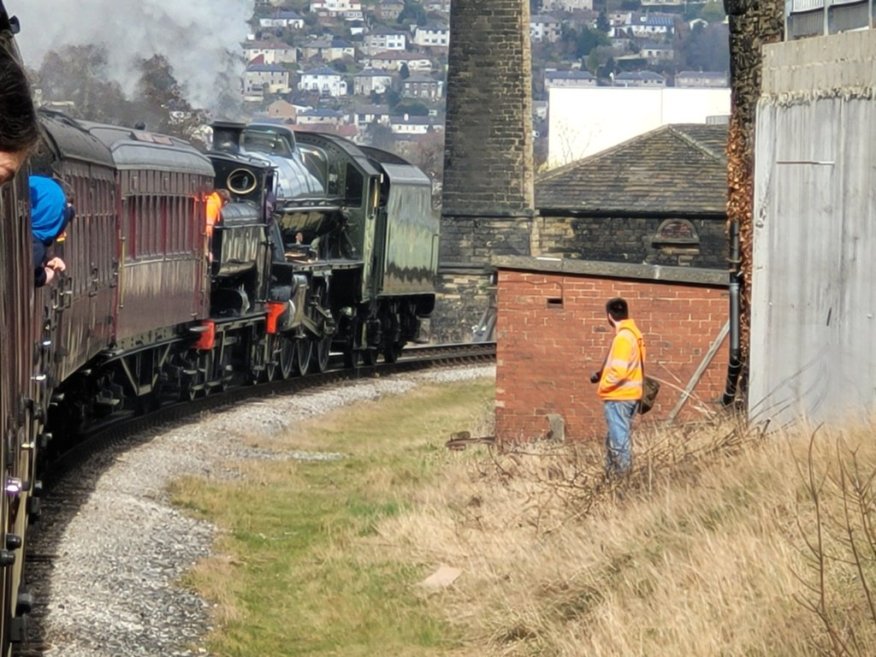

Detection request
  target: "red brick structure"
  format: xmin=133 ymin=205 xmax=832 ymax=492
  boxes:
xmin=495 ymin=256 xmax=729 ymax=442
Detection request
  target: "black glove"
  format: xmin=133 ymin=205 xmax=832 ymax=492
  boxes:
xmin=590 ymin=371 xmax=601 ymax=384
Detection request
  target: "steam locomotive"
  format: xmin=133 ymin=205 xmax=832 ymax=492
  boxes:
xmin=0 ymin=24 xmax=439 ymax=651
xmin=33 ymin=114 xmax=438 ymax=431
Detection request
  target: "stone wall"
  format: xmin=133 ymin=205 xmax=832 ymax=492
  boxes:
xmin=442 ymin=0 xmax=534 ymax=216
xmin=436 ymin=0 xmax=535 ymax=342
xmin=533 ymin=214 xmax=728 ymax=269
xmin=494 ymin=257 xmax=729 ymax=442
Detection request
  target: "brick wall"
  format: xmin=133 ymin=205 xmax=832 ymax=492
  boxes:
xmin=495 ymin=258 xmax=729 ymax=442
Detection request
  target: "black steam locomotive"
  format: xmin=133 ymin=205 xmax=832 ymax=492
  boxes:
xmin=0 ymin=48 xmax=438 ymax=653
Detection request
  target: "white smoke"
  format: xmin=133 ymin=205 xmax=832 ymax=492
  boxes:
xmin=10 ymin=0 xmax=255 ymax=112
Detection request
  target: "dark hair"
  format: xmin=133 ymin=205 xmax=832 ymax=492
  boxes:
xmin=606 ymin=297 xmax=629 ymax=321
xmin=0 ymin=41 xmax=39 ymax=153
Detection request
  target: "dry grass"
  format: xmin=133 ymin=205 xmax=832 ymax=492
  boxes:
xmin=367 ymin=416 xmax=876 ymax=657
xmin=174 ymin=379 xmax=876 ymax=657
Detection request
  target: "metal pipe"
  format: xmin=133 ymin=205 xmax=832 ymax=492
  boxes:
xmin=722 ymin=219 xmax=743 ymax=406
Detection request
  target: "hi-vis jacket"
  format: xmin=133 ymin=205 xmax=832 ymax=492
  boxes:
xmin=597 ymin=319 xmax=645 ymax=402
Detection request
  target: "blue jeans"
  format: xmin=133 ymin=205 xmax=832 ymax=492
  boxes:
xmin=604 ymin=400 xmax=638 ymax=476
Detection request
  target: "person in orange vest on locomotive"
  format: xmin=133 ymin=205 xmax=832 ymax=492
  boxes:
xmin=590 ymin=297 xmax=645 ymax=477
xmin=205 ymin=189 xmax=231 ymax=238
xmin=30 ymin=175 xmax=74 ymax=287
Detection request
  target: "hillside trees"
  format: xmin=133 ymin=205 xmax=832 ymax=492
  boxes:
xmin=34 ymin=45 xmax=204 ymax=139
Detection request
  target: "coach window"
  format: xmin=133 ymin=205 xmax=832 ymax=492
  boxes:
xmin=126 ymin=198 xmax=136 ymax=259
xmin=151 ymin=195 xmax=161 ymax=255
xmin=172 ymin=196 xmax=182 ymax=253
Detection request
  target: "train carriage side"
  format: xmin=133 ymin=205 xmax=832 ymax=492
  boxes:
xmin=84 ymin=124 xmax=214 ymax=347
xmin=0 ymin=164 xmax=37 ymax=653
xmin=34 ymin=111 xmax=118 ymax=384
xmin=0 ymin=8 xmax=45 ymax=650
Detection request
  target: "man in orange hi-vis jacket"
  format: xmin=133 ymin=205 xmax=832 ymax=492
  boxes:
xmin=205 ymin=189 xmax=230 ymax=238
xmin=590 ymin=297 xmax=645 ymax=476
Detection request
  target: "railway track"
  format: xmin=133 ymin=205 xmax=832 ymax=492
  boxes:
xmin=45 ymin=341 xmax=494 ymax=482
xmin=17 ymin=343 xmax=495 ymax=657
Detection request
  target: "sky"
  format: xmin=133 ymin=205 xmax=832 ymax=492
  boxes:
xmin=10 ymin=0 xmax=255 ymax=110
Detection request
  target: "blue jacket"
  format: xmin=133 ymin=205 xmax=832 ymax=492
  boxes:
xmin=30 ymin=175 xmax=70 ymax=287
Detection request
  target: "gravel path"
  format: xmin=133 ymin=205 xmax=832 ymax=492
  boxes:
xmin=24 ymin=366 xmax=495 ymax=657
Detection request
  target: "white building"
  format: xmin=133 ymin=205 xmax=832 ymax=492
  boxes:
xmin=411 ymin=24 xmax=450 ymax=48
xmin=676 ymin=71 xmax=729 ymax=88
xmin=363 ymin=29 xmax=407 ymax=55
xmin=544 ymin=69 xmax=597 ymax=89
xmin=353 ymin=70 xmax=393 ymax=96
xmin=530 ymin=14 xmax=562 ymax=43
xmin=309 ymin=0 xmax=363 ymax=18
xmin=548 ymin=86 xmax=731 ymax=167
xmin=296 ymin=108 xmax=345 ymax=126
xmin=389 ymin=114 xmax=441 ymax=135
xmin=641 ymin=0 xmax=684 ymax=6
xmin=259 ymin=10 xmax=305 ymax=29
xmin=542 ymin=0 xmax=593 ymax=9
xmin=298 ymin=67 xmax=348 ymax=96
xmin=243 ymin=64 xmax=292 ymax=99
xmin=243 ymin=40 xmax=297 ymax=65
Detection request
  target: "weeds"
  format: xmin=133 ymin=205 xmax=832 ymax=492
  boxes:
xmin=794 ymin=430 xmax=876 ymax=656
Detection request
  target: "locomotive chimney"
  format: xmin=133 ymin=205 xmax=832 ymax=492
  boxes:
xmin=210 ymin=121 xmax=245 ymax=154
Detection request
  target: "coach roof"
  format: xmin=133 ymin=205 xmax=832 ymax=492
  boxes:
xmin=37 ymin=110 xmax=115 ymax=170
xmin=82 ymin=122 xmax=214 ymax=177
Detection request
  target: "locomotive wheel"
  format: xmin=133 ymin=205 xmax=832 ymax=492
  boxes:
xmin=296 ymin=338 xmax=313 ymax=374
xmin=263 ymin=350 xmax=277 ymax=383
xmin=343 ymin=345 xmax=358 ymax=368
xmin=201 ymin=351 xmax=215 ymax=396
xmin=180 ymin=353 xmax=202 ymax=401
xmin=278 ymin=336 xmax=296 ymax=380
xmin=362 ymin=348 xmax=378 ymax=366
xmin=216 ymin=348 xmax=232 ymax=391
xmin=314 ymin=335 xmax=330 ymax=373
xmin=181 ymin=377 xmax=198 ymax=402
xmin=383 ymin=339 xmax=404 ymax=364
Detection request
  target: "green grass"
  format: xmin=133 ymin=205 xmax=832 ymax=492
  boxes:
xmin=171 ymin=379 xmax=494 ymax=657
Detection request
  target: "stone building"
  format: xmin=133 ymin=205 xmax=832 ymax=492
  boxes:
xmin=494 ymin=123 xmax=731 ymax=442
xmin=535 ymin=123 xmax=729 ymax=269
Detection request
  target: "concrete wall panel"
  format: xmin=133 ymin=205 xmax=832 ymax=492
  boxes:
xmin=750 ymin=30 xmax=876 ymax=425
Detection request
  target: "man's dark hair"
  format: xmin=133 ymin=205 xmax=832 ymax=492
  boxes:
xmin=606 ymin=297 xmax=629 ymax=321
xmin=0 ymin=42 xmax=39 ymax=153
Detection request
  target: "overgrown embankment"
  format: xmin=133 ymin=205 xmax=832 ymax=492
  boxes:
xmin=172 ymin=378 xmax=876 ymax=657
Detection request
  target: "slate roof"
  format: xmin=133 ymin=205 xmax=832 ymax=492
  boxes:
xmin=536 ymin=124 xmax=728 ymax=215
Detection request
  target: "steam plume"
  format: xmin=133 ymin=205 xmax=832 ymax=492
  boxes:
xmin=11 ymin=0 xmax=254 ymax=112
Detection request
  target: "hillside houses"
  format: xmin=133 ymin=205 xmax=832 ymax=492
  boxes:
xmin=239 ymin=0 xmax=728 ymax=173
